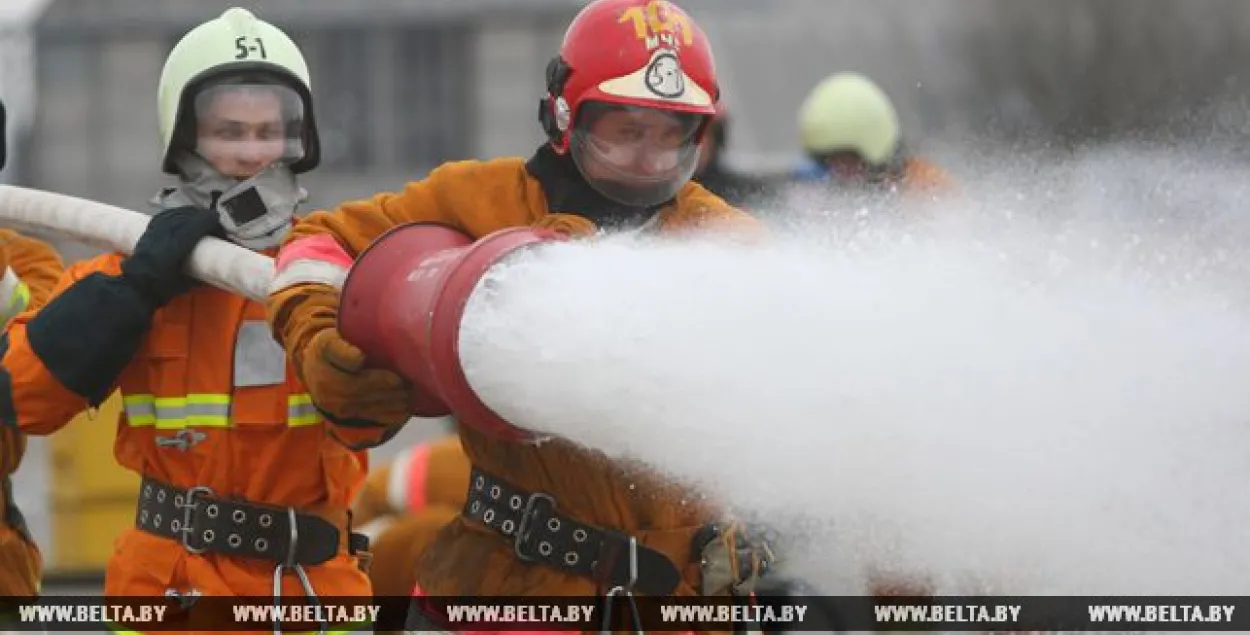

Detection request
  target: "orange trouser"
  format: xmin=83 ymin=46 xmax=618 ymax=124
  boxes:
xmin=0 ymin=525 xmax=40 ymax=596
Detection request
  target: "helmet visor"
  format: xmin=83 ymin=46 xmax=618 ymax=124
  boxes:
xmin=192 ymin=81 xmax=305 ymax=179
xmin=570 ymin=102 xmax=705 ymax=208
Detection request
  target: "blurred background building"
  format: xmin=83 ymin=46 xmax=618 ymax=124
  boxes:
xmin=6 ymin=0 xmax=1250 ymax=583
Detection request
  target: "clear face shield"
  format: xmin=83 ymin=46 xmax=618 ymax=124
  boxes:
xmin=193 ymin=81 xmax=305 ymax=178
xmin=570 ymin=102 xmax=706 ymax=208
xmin=172 ymin=80 xmax=309 ymax=250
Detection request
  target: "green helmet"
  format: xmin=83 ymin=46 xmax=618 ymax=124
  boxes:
xmin=157 ymin=7 xmax=319 ymax=175
xmin=797 ymin=72 xmax=901 ymax=166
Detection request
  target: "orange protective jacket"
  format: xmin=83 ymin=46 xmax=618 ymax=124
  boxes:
xmin=352 ymin=433 xmax=470 ymax=597
xmin=268 ymin=155 xmax=764 ymax=601
xmin=899 ymin=156 xmax=954 ymax=194
xmin=0 ymin=250 xmax=371 ymax=606
xmin=0 ymin=229 xmax=64 ymax=597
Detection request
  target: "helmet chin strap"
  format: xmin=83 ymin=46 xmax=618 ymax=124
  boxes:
xmin=153 ymin=152 xmax=308 ymax=251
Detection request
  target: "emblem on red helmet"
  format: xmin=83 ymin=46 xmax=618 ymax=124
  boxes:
xmin=644 ymin=51 xmax=684 ymax=99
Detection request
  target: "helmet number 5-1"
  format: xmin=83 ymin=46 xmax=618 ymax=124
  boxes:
xmin=235 ymin=36 xmax=268 ymax=60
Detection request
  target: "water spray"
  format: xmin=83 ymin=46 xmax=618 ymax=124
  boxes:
xmin=336 ymin=147 xmax=1250 ymax=599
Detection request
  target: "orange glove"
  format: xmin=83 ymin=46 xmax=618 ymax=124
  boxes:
xmin=303 ymin=327 xmax=414 ymax=429
xmin=269 ymin=281 xmax=414 ymax=448
xmin=533 ymin=213 xmax=598 ymax=237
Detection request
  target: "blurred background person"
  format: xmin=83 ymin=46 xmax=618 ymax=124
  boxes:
xmin=794 ymin=71 xmax=952 ymax=197
xmin=350 ymin=432 xmax=469 ymax=601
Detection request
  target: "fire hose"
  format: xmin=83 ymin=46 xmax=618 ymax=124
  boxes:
xmin=0 ymin=185 xmax=274 ymax=302
xmin=0 ymin=185 xmax=559 ymax=441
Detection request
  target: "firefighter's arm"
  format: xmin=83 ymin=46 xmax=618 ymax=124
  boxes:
xmin=0 ymin=208 xmax=219 ymax=436
xmin=0 ymin=230 xmax=65 ymax=323
xmin=269 ymin=165 xmax=478 ymax=451
xmin=0 ymin=258 xmax=133 ymax=436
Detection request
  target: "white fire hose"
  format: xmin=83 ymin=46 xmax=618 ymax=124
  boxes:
xmin=0 ymin=185 xmax=273 ymax=301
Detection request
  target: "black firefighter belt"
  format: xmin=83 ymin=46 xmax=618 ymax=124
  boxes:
xmin=134 ymin=476 xmax=367 ymax=565
xmin=463 ymin=466 xmax=691 ymax=596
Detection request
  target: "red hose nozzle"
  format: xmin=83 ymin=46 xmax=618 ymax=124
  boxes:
xmin=338 ymin=222 xmax=565 ymax=441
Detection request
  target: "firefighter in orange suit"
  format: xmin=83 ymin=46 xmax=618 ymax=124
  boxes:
xmin=351 ymin=433 xmax=471 ymax=597
xmin=267 ymin=0 xmax=776 ymax=628
xmin=794 ymin=71 xmax=953 ymax=196
xmin=0 ymin=94 xmax=67 ymax=604
xmin=0 ymin=229 xmax=65 ymax=600
xmin=0 ymin=8 xmax=372 ymax=631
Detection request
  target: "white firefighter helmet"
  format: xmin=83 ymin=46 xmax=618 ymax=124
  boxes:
xmin=157 ymin=7 xmax=319 ymax=175
xmin=797 ymin=72 xmax=901 ymax=166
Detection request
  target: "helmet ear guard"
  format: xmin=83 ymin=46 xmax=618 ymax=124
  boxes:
xmin=537 ymin=56 xmax=573 ymax=147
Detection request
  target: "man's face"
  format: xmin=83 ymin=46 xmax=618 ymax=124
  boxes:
xmin=569 ymin=102 xmax=705 ymax=207
xmin=195 ymin=87 xmax=288 ymax=179
xmin=579 ymin=106 xmax=700 ymax=182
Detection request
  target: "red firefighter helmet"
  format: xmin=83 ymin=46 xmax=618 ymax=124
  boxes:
xmin=538 ymin=0 xmax=721 ymax=207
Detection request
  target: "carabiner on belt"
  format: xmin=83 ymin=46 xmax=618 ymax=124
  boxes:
xmin=271 ymin=507 xmax=326 ymax=635
xmin=599 ymin=536 xmax=644 ymax=635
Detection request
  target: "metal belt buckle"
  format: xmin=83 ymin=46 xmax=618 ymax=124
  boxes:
xmin=177 ymin=486 xmax=215 ymax=555
xmin=513 ymin=492 xmax=556 ymax=562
